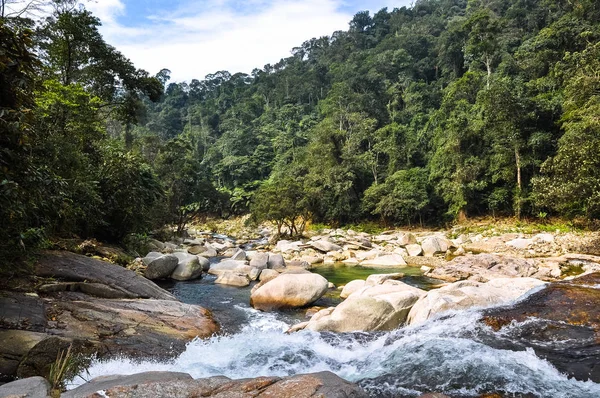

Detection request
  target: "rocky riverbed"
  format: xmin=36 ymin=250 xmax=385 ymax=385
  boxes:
xmin=1 ymin=223 xmax=600 ymax=397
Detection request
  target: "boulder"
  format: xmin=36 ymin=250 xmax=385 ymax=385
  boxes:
xmin=250 ymin=273 xmax=329 ymax=311
xmin=398 ymin=233 xmax=418 ymax=246
xmin=64 ymin=371 xmax=367 ymax=398
xmin=208 ymin=260 xmax=247 ymax=276
xmin=275 ymin=240 xmax=302 ymax=252
xmin=36 ymin=251 xmax=175 ymax=300
xmin=267 ymin=253 xmax=286 ymax=270
xmin=249 ymin=252 xmax=269 ymax=269
xmin=248 ymin=267 xmax=262 ymax=281
xmin=0 ymin=376 xmax=51 ymax=398
xmin=170 ymin=252 xmax=205 ymax=281
xmin=258 ymin=269 xmax=279 ymax=282
xmin=421 ymin=236 xmax=452 ymax=257
xmin=407 ymin=277 xmax=545 ymax=325
xmin=231 ymin=248 xmax=247 ymax=261
xmin=361 ymin=254 xmax=407 ymax=267
xmin=144 ymin=254 xmax=179 ymax=280
xmin=365 ymin=273 xmax=404 ymax=286
xmin=534 ymin=233 xmax=555 ymax=243
xmin=301 ymin=256 xmax=324 ymax=265
xmin=188 ymin=244 xmax=218 ymax=257
xmin=310 ymin=240 xmax=343 ymax=253
xmin=305 ymin=281 xmax=425 ymax=332
xmin=340 ymin=280 xmax=366 ymax=299
xmin=425 ymin=253 xmax=538 ymax=282
xmin=148 ymin=239 xmax=166 ymax=251
xmin=214 ymin=271 xmax=250 ymax=287
xmin=0 ymin=330 xmax=48 ymax=382
xmin=45 ymin=298 xmax=219 ymax=358
xmin=506 ymin=238 xmax=534 ymax=250
xmin=355 ymin=249 xmax=383 ymax=261
xmin=141 ymin=251 xmax=162 ymax=265
xmin=406 ymin=244 xmax=423 ymax=257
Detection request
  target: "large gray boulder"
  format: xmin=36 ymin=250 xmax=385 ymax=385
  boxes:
xmin=250 ymin=273 xmax=329 ymax=311
xmin=171 ymin=252 xmax=206 ymax=281
xmin=249 ymin=252 xmax=269 ymax=269
xmin=421 ymin=236 xmax=452 ymax=257
xmin=144 ymin=254 xmax=179 ymax=280
xmin=267 ymin=253 xmax=286 ymax=270
xmin=397 ymin=232 xmax=418 ymax=246
xmin=0 ymin=376 xmax=51 ymax=398
xmin=305 ymin=281 xmax=425 ymax=332
xmin=188 ymin=244 xmax=218 ymax=257
xmin=36 ymin=251 xmax=175 ymax=300
xmin=407 ymin=277 xmax=546 ymax=325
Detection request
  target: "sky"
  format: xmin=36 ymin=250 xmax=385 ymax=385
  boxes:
xmin=84 ymin=0 xmax=415 ymax=82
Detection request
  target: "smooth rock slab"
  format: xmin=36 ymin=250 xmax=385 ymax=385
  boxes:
xmin=36 ymin=251 xmax=175 ymax=300
xmin=407 ymin=277 xmax=545 ymax=325
xmin=425 ymin=253 xmax=538 ymax=282
xmin=64 ymin=371 xmax=367 ymax=398
xmin=310 ymin=240 xmax=343 ymax=253
xmin=45 ymin=298 xmax=219 ymax=358
xmin=0 ymin=376 xmax=51 ymax=398
xmin=482 ymin=273 xmax=600 ymax=383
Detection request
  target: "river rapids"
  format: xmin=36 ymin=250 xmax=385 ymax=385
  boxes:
xmin=68 ymin=275 xmax=600 ymax=397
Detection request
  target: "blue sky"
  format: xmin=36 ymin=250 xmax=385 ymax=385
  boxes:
xmin=87 ymin=0 xmax=415 ymax=82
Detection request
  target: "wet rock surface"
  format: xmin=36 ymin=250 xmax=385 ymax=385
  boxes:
xmin=64 ymin=371 xmax=368 ymax=398
xmin=482 ymin=272 xmax=600 ymax=383
xmin=36 ymin=251 xmax=175 ymax=300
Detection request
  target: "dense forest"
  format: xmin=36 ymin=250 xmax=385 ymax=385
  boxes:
xmin=2 ymin=0 xmax=600 ymax=261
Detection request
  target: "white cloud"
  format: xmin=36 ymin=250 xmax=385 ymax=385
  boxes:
xmin=86 ymin=0 xmax=413 ymax=82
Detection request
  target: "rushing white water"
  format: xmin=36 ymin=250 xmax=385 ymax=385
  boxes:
xmin=69 ymin=304 xmax=600 ymax=397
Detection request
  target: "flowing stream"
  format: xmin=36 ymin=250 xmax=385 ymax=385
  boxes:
xmin=69 ymin=266 xmax=600 ymax=397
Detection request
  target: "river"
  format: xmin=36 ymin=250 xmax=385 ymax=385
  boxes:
xmin=68 ymin=266 xmax=600 ymax=397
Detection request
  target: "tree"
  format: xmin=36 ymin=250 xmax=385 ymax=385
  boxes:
xmin=251 ymin=178 xmax=310 ymax=237
xmin=362 ymin=168 xmax=430 ymax=225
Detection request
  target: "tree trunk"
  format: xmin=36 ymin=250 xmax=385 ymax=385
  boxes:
xmin=485 ymin=56 xmax=492 ymax=89
xmin=515 ymin=146 xmax=522 ymax=219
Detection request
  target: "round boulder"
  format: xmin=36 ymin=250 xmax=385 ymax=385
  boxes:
xmin=144 ymin=254 xmax=178 ymax=280
xmin=250 ymin=273 xmax=329 ymax=311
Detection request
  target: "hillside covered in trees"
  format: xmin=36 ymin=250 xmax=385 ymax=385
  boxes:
xmin=2 ymin=0 xmax=600 ymax=261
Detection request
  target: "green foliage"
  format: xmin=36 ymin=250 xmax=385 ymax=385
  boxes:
xmin=533 ymin=40 xmax=600 ymax=219
xmin=251 ymin=177 xmax=310 ymax=237
xmin=95 ymin=143 xmax=163 ymax=240
xmin=3 ymin=0 xmax=600 ymax=265
xmin=363 ymin=168 xmax=430 ymax=225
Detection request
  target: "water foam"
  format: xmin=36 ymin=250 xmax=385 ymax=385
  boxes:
xmin=68 ymin=306 xmax=600 ymax=397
